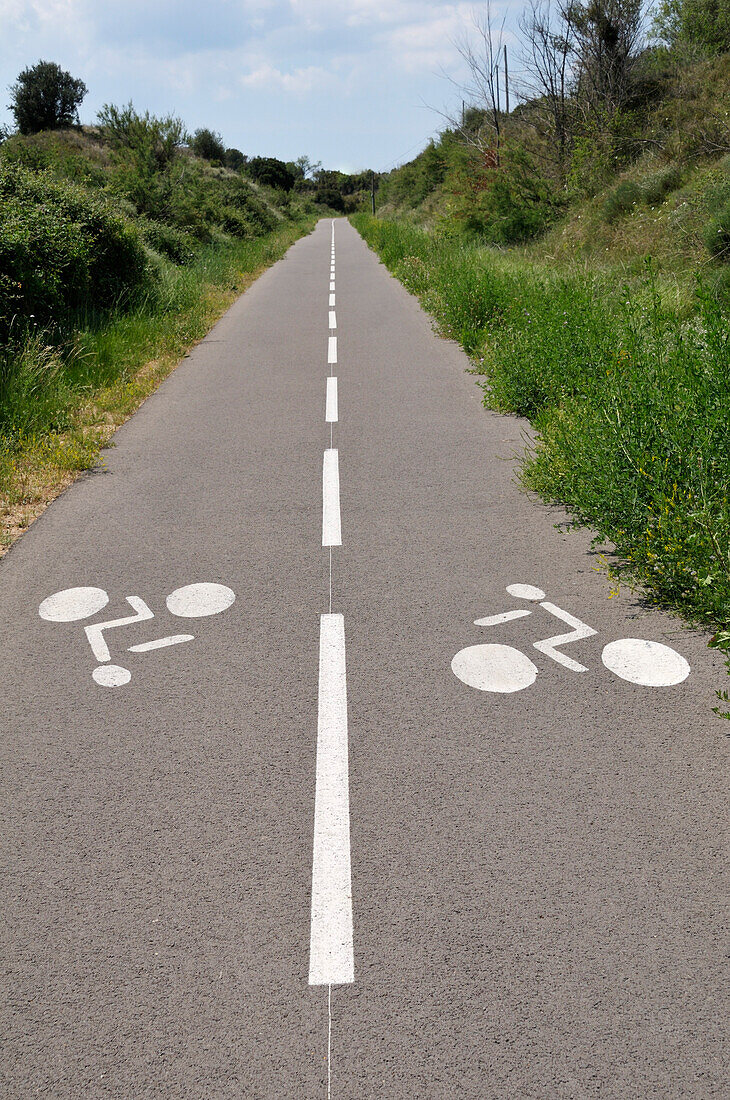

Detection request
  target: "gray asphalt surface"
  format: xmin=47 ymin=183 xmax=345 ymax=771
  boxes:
xmin=1 ymin=217 xmax=728 ymax=1098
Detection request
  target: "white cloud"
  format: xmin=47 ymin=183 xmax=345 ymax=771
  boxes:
xmin=239 ymin=62 xmax=333 ymax=93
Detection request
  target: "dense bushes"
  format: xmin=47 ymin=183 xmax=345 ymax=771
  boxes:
xmin=354 ymin=214 xmax=730 ymax=628
xmin=0 ymin=164 xmax=150 ymax=339
xmin=246 ymin=156 xmax=295 ymax=191
xmin=137 ymin=218 xmax=197 ymax=264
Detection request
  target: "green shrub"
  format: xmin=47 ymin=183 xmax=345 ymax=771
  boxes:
xmin=190 ymin=128 xmax=225 ymax=163
xmin=602 ymin=180 xmax=643 ymax=222
xmin=247 ymin=156 xmax=295 ymax=191
xmin=138 ymin=218 xmax=197 ymax=264
xmin=641 ymin=164 xmax=683 ymax=205
xmin=218 ymin=207 xmax=256 ymax=238
xmin=0 ymin=163 xmax=151 ymax=338
xmin=704 ymin=203 xmax=730 ymax=259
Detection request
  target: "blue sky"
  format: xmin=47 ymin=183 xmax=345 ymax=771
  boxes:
xmin=1 ymin=1 xmax=523 ymax=172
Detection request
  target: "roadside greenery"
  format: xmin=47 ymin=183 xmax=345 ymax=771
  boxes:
xmin=0 ymin=92 xmax=317 ymax=551
xmin=352 ymin=214 xmax=730 ymax=638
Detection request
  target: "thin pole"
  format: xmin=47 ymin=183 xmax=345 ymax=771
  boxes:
xmin=504 ymin=45 xmax=509 ymax=114
xmin=371 ymin=171 xmax=375 ymax=214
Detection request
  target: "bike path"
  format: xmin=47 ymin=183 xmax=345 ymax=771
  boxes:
xmin=0 ymin=218 xmax=727 ymax=1098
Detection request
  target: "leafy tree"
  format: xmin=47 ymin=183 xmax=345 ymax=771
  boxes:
xmin=294 ymin=155 xmax=322 ymax=179
xmin=9 ymin=61 xmax=87 ymax=135
xmin=314 ymin=186 xmax=345 ymax=212
xmin=224 ymin=147 xmax=246 ymax=171
xmin=246 ymin=156 xmax=296 ymax=191
xmin=190 ymin=128 xmax=225 ymax=163
xmin=654 ymin=0 xmax=730 ymax=53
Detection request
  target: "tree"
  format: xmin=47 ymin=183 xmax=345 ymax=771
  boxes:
xmin=246 ymin=156 xmax=296 ymax=191
xmin=9 ymin=60 xmax=87 ymax=135
xmin=294 ymin=155 xmax=322 ymax=179
xmin=519 ymin=1 xmax=577 ymax=177
xmin=224 ymin=147 xmax=246 ymax=171
xmin=190 ymin=128 xmax=226 ymax=163
xmin=567 ymin=0 xmax=646 ymax=119
xmin=451 ymin=1 xmax=508 ymax=164
xmin=652 ymin=0 xmax=730 ymax=54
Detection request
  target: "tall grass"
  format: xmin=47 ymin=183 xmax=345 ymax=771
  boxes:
xmin=353 ymin=213 xmax=730 ymax=632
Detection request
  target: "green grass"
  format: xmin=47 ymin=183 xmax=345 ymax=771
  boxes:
xmin=0 ymin=217 xmax=314 ymax=547
xmin=352 ymin=213 xmax=730 ymax=637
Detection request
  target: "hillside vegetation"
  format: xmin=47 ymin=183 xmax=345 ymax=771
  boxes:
xmin=354 ymin=0 xmax=730 ymax=712
xmin=0 ymin=101 xmax=321 ymax=551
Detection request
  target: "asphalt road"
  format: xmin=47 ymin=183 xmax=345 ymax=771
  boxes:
xmin=1 ymin=218 xmax=728 ymax=1098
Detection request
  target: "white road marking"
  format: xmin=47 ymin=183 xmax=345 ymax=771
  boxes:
xmin=166 ymin=583 xmax=235 ymax=617
xmin=602 ymin=639 xmax=690 ymax=686
xmin=534 ymin=602 xmax=597 ymax=672
xmin=39 ymin=586 xmax=109 ymax=622
xmin=329 ymin=293 xmax=336 ymax=307
xmin=326 ymin=378 xmax=338 ymax=423
xmin=328 ymin=336 xmax=337 ymax=365
xmin=309 ymin=613 xmax=354 ymax=986
xmin=322 ymin=449 xmax=342 ymax=547
xmin=507 ymin=584 xmax=546 ymax=601
xmin=474 ymin=609 xmax=531 ymax=626
xmin=451 ymin=643 xmax=538 ymax=693
xmin=128 ymin=634 xmax=194 ymax=653
xmin=85 ymin=596 xmax=154 ymax=664
xmin=92 ymin=664 xmax=132 ymax=687
xmin=329 ymin=281 xmax=335 ymax=292
xmin=329 ymin=311 xmax=337 ymax=330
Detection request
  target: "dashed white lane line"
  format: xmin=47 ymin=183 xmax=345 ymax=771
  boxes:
xmin=329 ymin=311 xmax=337 ymax=330
xmin=326 ymin=377 xmax=338 ymax=423
xmin=328 ymin=336 xmax=338 ymax=365
xmin=329 ymin=293 xmax=336 ymax=307
xmin=322 ymin=448 xmax=342 ymax=547
xmin=329 ymin=281 xmax=335 ymax=292
xmin=309 ymin=613 xmax=354 ymax=986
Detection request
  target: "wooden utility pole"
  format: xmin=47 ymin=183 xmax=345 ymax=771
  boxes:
xmin=504 ymin=45 xmax=509 ymax=115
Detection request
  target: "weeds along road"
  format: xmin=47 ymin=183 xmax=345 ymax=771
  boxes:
xmin=1 ymin=218 xmax=728 ymax=1099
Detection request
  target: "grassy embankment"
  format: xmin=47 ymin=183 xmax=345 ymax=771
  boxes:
xmin=351 ymin=213 xmax=730 ymax=662
xmin=0 ymin=126 xmax=316 ymax=552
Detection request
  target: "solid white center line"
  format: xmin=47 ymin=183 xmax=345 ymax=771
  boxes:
xmin=328 ymin=336 xmax=338 ymax=364
xmin=322 ymin=449 xmax=342 ymax=547
xmin=329 ymin=311 xmax=337 ymax=330
xmin=326 ymin=377 xmax=338 ymax=423
xmin=309 ymin=613 xmax=354 ymax=986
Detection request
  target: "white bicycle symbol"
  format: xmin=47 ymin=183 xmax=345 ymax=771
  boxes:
xmin=451 ymin=584 xmax=690 ymax=694
xmin=39 ymin=583 xmax=235 ymax=687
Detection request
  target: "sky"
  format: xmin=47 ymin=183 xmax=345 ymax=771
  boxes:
xmin=0 ymin=1 xmax=525 ymax=173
